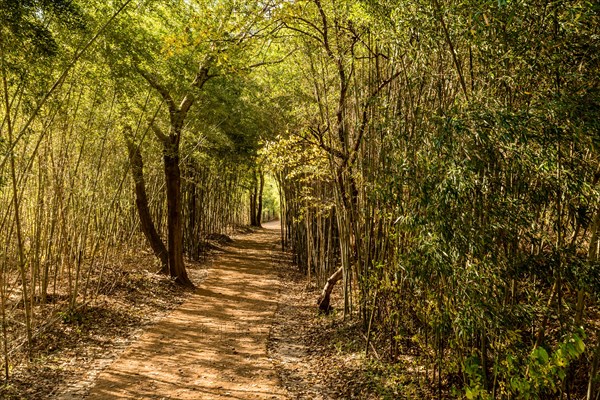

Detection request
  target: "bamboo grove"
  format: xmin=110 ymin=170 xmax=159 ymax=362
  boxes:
xmin=1 ymin=0 xmax=600 ymax=398
xmin=0 ymin=0 xmax=276 ymax=382
xmin=268 ymin=0 xmax=600 ymax=398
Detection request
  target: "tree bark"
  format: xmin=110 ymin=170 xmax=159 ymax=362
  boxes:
xmin=256 ymin=171 xmax=264 ymax=226
xmin=250 ymin=169 xmax=259 ymax=226
xmin=187 ymin=175 xmax=199 ymax=260
xmin=163 ymin=136 xmax=193 ymax=287
xmin=139 ymin=62 xmax=213 ymax=288
xmin=317 ymin=266 xmax=343 ymax=313
xmin=124 ymin=126 xmax=169 ymax=274
xmin=250 ymin=190 xmax=257 ymax=226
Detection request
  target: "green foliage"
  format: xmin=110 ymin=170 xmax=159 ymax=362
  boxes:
xmin=261 ymin=175 xmax=280 ymax=218
xmin=464 ymin=329 xmax=586 ymax=399
xmin=273 ymin=0 xmax=600 ymax=397
xmin=0 ymin=0 xmax=85 ymax=58
xmin=0 ymin=0 xmax=598 ymax=396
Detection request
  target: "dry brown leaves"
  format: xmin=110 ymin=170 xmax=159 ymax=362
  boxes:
xmin=0 ymin=252 xmax=208 ymax=400
xmin=268 ymin=250 xmax=437 ymax=400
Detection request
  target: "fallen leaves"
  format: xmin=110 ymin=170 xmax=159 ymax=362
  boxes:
xmin=0 ymin=253 xmax=205 ymax=400
xmin=268 ymin=253 xmax=435 ymax=400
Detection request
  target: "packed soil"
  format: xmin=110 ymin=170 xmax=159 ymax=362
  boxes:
xmin=1 ymin=254 xmax=192 ymax=400
xmin=268 ymin=252 xmax=390 ymax=400
xmin=268 ymin=228 xmax=429 ymax=400
xmin=5 ymin=221 xmax=390 ymax=400
xmin=57 ymin=223 xmax=288 ymax=399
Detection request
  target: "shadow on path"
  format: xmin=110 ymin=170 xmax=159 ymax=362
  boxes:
xmin=82 ymin=227 xmax=288 ymax=400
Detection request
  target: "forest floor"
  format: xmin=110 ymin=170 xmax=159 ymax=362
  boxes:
xmin=3 ymin=222 xmax=407 ymax=399
xmin=268 ymin=231 xmax=424 ymax=400
xmin=56 ymin=223 xmax=287 ymax=400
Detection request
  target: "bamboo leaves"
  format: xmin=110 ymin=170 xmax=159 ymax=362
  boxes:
xmin=272 ymin=0 xmax=600 ymax=397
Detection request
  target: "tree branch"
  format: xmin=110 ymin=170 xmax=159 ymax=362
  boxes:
xmin=137 ymin=68 xmax=177 ymax=114
xmin=150 ymin=122 xmax=169 ymax=145
xmin=281 ymin=21 xmax=324 ymax=45
xmin=307 ymin=126 xmax=347 ymax=161
xmin=292 ymin=15 xmax=325 ymax=38
xmin=179 ymin=62 xmax=214 ymax=115
xmin=313 ymin=0 xmax=334 ymax=59
xmin=432 ymin=0 xmax=469 ymax=100
xmin=245 ymin=47 xmax=297 ymax=70
xmin=191 ymin=63 xmax=212 ymax=89
xmin=349 ymin=69 xmax=402 ymax=166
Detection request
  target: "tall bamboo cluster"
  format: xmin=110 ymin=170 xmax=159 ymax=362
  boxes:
xmin=0 ymin=68 xmax=135 ymax=369
xmin=181 ymin=158 xmax=250 ymax=260
xmin=0 ymin=67 xmax=251 ymax=381
xmin=272 ymin=0 xmax=600 ymax=397
xmin=278 ymin=169 xmax=338 ymax=286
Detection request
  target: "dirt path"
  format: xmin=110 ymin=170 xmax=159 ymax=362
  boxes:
xmin=80 ymin=223 xmax=288 ymax=399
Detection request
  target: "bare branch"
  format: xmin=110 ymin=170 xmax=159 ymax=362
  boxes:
xmin=179 ymin=94 xmax=195 ymax=116
xmin=245 ymin=47 xmax=297 ymax=70
xmin=179 ymin=62 xmax=214 ymax=116
xmin=191 ymin=64 xmax=212 ymax=89
xmin=313 ymin=0 xmax=334 ymax=59
xmin=292 ymin=16 xmax=325 ymax=38
xmin=432 ymin=0 xmax=469 ymax=100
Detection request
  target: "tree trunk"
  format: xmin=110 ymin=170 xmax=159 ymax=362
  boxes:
xmin=317 ymin=266 xmax=343 ymax=313
xmin=587 ymin=336 xmax=600 ymax=400
xmin=163 ymin=136 xmax=193 ymax=287
xmin=250 ymin=169 xmax=259 ymax=227
xmin=124 ymin=127 xmax=169 ymax=274
xmin=187 ymin=176 xmax=198 ymax=260
xmin=140 ymin=64 xmax=214 ymax=288
xmin=256 ymin=171 xmax=264 ymax=226
xmin=250 ymin=190 xmax=257 ymax=226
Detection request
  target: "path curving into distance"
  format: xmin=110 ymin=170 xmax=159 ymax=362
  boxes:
xmin=82 ymin=221 xmax=287 ymax=399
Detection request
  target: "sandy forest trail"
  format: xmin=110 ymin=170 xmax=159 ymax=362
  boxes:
xmin=80 ymin=222 xmax=288 ymax=399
